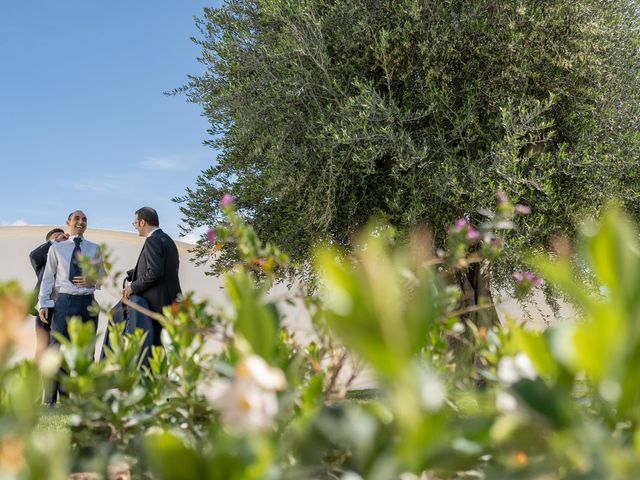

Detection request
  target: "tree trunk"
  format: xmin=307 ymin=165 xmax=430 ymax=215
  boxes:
xmin=460 ymin=261 xmax=500 ymax=328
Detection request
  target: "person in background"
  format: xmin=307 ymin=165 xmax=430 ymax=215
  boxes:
xmin=29 ymin=227 xmax=67 ymax=359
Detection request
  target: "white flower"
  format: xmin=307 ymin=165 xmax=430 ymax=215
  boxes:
xmin=342 ymin=472 xmax=364 ymax=480
xmin=495 ymin=390 xmax=518 ymax=413
xmin=599 ymin=379 xmax=622 ymax=403
xmin=160 ymin=328 xmax=172 ymax=347
xmin=497 ymin=353 xmax=537 ymax=385
xmin=196 ymin=377 xmax=230 ymax=404
xmin=418 ymin=369 xmax=446 ymax=412
xmin=37 ymin=348 xmax=62 ymax=378
xmin=69 ymin=415 xmax=83 ymax=427
xmin=211 ymin=380 xmax=279 ymax=431
xmin=513 ymin=353 xmax=537 ymax=380
xmin=451 ymin=322 xmax=466 ymax=334
xmin=201 ymin=355 xmax=287 ymax=432
xmin=497 ymin=357 xmax=518 ymax=384
xmin=237 ymin=355 xmax=286 ymax=391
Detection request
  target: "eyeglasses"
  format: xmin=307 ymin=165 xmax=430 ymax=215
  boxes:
xmin=132 ymin=219 xmax=145 ymax=228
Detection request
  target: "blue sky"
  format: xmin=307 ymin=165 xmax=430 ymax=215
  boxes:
xmin=0 ymin=1 xmax=219 ymax=241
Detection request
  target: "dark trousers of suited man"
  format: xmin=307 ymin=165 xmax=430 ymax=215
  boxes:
xmin=47 ymin=294 xmax=98 ymax=403
xmin=125 ymin=295 xmax=158 ymax=368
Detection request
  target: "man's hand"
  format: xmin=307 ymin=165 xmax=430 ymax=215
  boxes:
xmin=123 ymin=284 xmax=133 ymax=299
xmin=72 ymin=276 xmax=96 ymax=288
xmin=53 ymin=233 xmax=69 ymax=242
xmin=38 ymin=308 xmax=49 ymax=324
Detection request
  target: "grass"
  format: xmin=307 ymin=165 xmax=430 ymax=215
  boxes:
xmin=34 ymin=406 xmax=71 ymax=433
xmin=345 ymin=388 xmax=378 ymax=400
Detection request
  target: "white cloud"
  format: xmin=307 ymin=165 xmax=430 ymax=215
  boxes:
xmin=139 ymin=155 xmax=187 ymax=171
xmin=72 ymin=181 xmax=113 ymax=193
xmin=138 ymin=150 xmax=213 ymax=172
xmin=0 ymin=219 xmax=28 ymax=226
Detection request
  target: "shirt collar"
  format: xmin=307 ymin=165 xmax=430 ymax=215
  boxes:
xmin=147 ymin=227 xmax=160 ymax=238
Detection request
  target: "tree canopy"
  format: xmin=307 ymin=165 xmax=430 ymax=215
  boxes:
xmin=175 ymin=0 xmax=640 ymax=281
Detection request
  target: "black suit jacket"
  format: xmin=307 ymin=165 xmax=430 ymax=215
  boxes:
xmin=29 ymin=241 xmax=52 ymax=292
xmin=129 ymin=229 xmax=181 ymax=314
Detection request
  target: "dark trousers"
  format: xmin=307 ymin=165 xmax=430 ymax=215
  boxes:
xmin=126 ymin=295 xmax=163 ymax=369
xmin=35 ymin=307 xmax=53 ymax=332
xmin=47 ymin=293 xmax=97 ymax=405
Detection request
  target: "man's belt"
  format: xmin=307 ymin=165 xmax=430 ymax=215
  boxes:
xmin=57 ymin=290 xmax=95 ymax=296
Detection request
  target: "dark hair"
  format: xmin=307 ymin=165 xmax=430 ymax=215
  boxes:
xmin=135 ymin=207 xmax=159 ymax=227
xmin=46 ymin=228 xmax=64 ymax=240
xmin=67 ymin=210 xmax=86 ymax=221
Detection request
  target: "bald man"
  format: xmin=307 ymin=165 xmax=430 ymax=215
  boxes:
xmin=38 ymin=210 xmax=104 ymax=405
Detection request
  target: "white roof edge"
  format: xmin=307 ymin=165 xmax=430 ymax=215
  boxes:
xmin=0 ymin=225 xmax=198 ymax=249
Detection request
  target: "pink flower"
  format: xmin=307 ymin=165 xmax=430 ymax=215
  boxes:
xmin=466 ymin=227 xmax=480 ymax=240
xmin=513 ymin=271 xmax=544 ymax=287
xmin=496 ymin=190 xmax=509 ymax=205
xmin=453 ymin=218 xmax=469 ymax=232
xmin=451 ymin=218 xmax=481 ymax=242
xmin=515 ymin=204 xmax=532 ymax=215
xmin=220 ymin=194 xmax=235 ymax=208
xmin=206 ymin=228 xmax=217 ymax=244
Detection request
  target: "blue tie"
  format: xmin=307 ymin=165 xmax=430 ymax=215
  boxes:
xmin=69 ymin=237 xmax=83 ymax=281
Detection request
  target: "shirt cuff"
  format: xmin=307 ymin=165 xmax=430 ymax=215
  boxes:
xmin=38 ymin=300 xmax=55 ymax=309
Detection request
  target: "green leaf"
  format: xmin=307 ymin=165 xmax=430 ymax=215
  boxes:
xmin=225 ymin=270 xmax=279 ymax=360
xmin=511 ymin=378 xmax=573 ymax=429
xmin=510 ymin=322 xmax=557 ymax=379
xmin=145 ymin=432 xmax=207 ymax=480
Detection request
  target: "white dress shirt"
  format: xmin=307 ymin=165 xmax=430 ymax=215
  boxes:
xmin=147 ymin=227 xmax=159 ymax=238
xmin=38 ymin=235 xmax=104 ymax=309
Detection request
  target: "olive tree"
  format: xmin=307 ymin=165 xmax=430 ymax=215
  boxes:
xmin=175 ymin=0 xmax=640 ymax=320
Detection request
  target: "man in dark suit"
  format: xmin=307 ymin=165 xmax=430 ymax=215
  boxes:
xmin=29 ymin=227 xmax=66 ymax=359
xmin=123 ymin=207 xmax=181 ymax=364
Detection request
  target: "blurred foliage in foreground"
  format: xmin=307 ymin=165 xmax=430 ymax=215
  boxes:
xmin=4 ymin=203 xmax=640 ymax=478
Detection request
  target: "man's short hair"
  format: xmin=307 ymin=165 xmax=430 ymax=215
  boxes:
xmin=67 ymin=210 xmax=86 ymax=221
xmin=46 ymin=228 xmax=64 ymax=241
xmin=135 ymin=207 xmax=159 ymax=227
